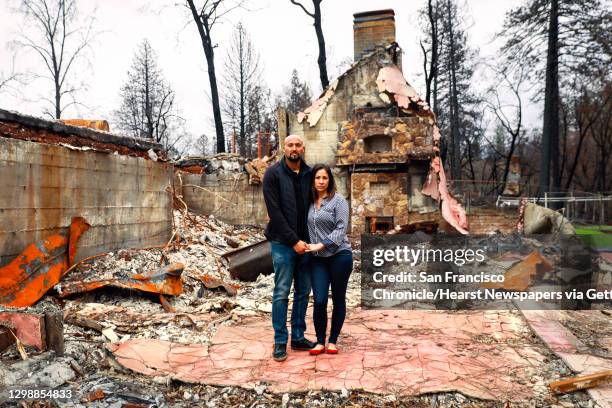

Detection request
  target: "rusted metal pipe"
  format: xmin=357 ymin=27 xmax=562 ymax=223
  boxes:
xmin=221 ymin=240 xmax=273 ymax=282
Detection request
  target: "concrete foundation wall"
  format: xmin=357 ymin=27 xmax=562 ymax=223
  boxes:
xmin=181 ymin=172 xmax=268 ymax=227
xmin=0 ymin=136 xmax=173 ymax=267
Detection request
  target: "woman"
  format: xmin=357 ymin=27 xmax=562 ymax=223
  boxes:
xmin=306 ymin=164 xmax=353 ymax=355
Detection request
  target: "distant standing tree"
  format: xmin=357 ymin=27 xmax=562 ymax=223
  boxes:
xmin=195 ymin=133 xmax=211 ymax=155
xmin=563 ymin=81 xmax=611 ymax=189
xmin=15 ymin=0 xmax=96 ymax=118
xmin=222 ymin=23 xmax=262 ymax=157
xmin=0 ymin=54 xmax=25 ymax=98
xmin=497 ymin=0 xmax=611 ymax=194
xmin=278 ymin=69 xmax=312 ymax=114
xmin=484 ymin=65 xmax=528 ymax=194
xmin=185 ymin=0 xmax=244 ymax=153
xmin=115 ymin=40 xmax=181 ymax=152
xmin=420 ymin=0 xmax=481 ymax=183
xmin=289 ymin=0 xmax=329 ymax=90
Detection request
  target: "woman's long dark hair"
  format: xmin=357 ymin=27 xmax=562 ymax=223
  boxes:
xmin=310 ymin=164 xmax=336 ymax=202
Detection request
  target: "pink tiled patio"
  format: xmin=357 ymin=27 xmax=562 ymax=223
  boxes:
xmin=109 ymin=309 xmax=553 ymax=402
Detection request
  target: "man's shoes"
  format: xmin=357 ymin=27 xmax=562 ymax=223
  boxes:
xmin=290 ymin=338 xmax=316 ymax=351
xmin=273 ymin=344 xmax=287 ymax=361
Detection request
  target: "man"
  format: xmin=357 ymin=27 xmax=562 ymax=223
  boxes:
xmin=262 ymin=134 xmax=316 ymax=361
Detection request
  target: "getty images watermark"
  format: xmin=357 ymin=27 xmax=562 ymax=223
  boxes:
xmin=361 ymin=234 xmax=611 ymax=310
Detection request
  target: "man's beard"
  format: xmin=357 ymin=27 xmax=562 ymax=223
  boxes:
xmin=286 ymin=153 xmax=301 ymax=162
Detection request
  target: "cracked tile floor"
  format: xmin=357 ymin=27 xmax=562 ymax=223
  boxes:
xmin=109 ymin=309 xmax=554 ymax=401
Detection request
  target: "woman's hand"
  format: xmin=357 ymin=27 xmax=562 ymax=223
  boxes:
xmin=308 ymin=243 xmax=325 ymax=252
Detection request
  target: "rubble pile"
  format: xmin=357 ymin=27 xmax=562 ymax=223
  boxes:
xmin=0 ymin=208 xmax=610 ymax=407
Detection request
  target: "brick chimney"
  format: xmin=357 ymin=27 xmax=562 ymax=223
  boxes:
xmin=353 ymin=9 xmax=395 ymax=61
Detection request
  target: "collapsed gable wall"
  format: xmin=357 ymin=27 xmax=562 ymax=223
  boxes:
xmin=285 ymin=50 xmax=399 ymax=167
xmin=0 ymin=117 xmax=173 ymax=267
xmin=280 ymin=47 xmax=441 ymax=235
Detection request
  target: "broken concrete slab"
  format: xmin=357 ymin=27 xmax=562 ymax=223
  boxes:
xmin=522 ymin=203 xmax=576 ymax=235
xmin=0 ymin=217 xmax=90 ymax=307
xmin=108 ymin=309 xmax=549 ymax=402
xmin=0 ymin=108 xmax=164 ymax=158
xmin=521 ymin=310 xmax=612 ymax=407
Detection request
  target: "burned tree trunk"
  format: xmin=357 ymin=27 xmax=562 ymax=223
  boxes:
xmin=186 ymin=0 xmax=226 ymax=153
xmin=539 ymin=0 xmax=559 ymax=196
xmin=446 ymin=0 xmax=462 ymax=183
xmin=290 ymin=0 xmax=329 ymax=90
xmin=421 ymin=0 xmax=438 ymax=108
xmin=312 ymin=1 xmax=329 ymax=90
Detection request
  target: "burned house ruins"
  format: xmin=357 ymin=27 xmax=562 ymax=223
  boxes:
xmin=277 ymin=9 xmax=467 ymax=235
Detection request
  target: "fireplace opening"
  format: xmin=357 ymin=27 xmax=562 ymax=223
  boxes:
xmin=364 ymin=135 xmax=392 ymax=153
xmin=366 ymin=216 xmax=394 ymax=233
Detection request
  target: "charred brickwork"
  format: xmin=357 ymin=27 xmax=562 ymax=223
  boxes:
xmin=353 ymin=10 xmax=396 ymax=62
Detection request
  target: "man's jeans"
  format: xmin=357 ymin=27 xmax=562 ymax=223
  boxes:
xmin=270 ymin=241 xmax=311 ymax=345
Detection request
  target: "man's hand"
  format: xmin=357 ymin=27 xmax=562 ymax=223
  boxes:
xmin=292 ymin=240 xmax=309 ymax=254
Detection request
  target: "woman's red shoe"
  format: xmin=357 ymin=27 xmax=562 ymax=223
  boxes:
xmin=309 ymin=345 xmax=326 ymax=356
xmin=326 ymin=344 xmax=339 ymax=354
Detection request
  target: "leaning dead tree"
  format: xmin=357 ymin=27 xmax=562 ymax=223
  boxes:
xmin=289 ymin=0 xmax=329 ymax=90
xmin=15 ymin=0 xmax=95 ymax=119
xmin=186 ymin=0 xmax=244 ymax=153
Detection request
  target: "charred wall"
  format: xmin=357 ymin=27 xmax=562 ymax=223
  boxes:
xmin=0 ymin=135 xmax=173 ymax=267
xmin=180 ymin=172 xmax=268 ymax=227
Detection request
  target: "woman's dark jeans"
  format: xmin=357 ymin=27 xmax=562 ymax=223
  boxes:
xmin=311 ymin=250 xmax=353 ymax=345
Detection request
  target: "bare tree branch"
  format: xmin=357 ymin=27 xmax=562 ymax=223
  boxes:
xmin=15 ymin=0 xmax=97 ymax=118
xmin=289 ymin=0 xmax=314 ymax=18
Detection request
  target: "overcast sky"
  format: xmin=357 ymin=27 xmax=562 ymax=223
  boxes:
xmin=0 ymin=0 xmax=541 ymax=150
